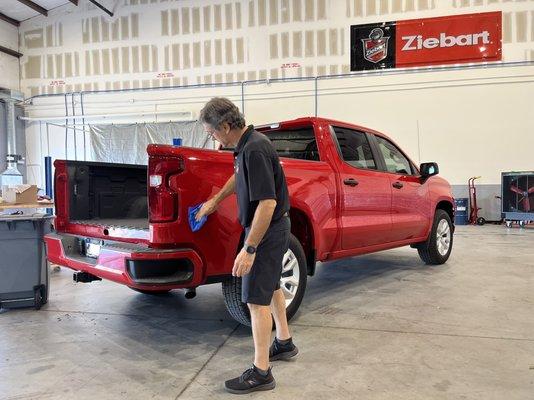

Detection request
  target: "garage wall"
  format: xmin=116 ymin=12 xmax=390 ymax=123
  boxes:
xmin=0 ymin=20 xmax=21 ymax=179
xmin=18 ymin=0 xmax=534 ymax=221
xmin=23 ymin=64 xmax=533 ymax=184
xmin=0 ymin=20 xmax=20 ymax=90
xmin=18 ymin=0 xmax=534 ymax=95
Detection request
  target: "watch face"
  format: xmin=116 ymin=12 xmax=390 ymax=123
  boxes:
xmin=246 ymin=245 xmax=256 ymax=254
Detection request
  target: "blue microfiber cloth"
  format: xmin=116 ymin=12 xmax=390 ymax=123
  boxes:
xmin=188 ymin=203 xmax=208 ymax=232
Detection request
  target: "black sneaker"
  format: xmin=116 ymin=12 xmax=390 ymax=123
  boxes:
xmin=269 ymin=337 xmax=299 ymax=361
xmin=224 ymin=365 xmax=276 ymax=394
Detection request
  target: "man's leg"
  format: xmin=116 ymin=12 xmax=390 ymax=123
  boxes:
xmin=224 ymin=301 xmax=276 ymax=394
xmin=270 ymin=288 xmax=291 ymax=340
xmin=248 ymin=303 xmax=273 ymax=371
xmin=269 ymin=288 xmax=298 ymax=361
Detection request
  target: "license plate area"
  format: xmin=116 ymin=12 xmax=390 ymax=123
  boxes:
xmin=82 ymin=239 xmax=103 ymax=259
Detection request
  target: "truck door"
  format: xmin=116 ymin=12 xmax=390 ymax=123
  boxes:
xmin=330 ymin=126 xmax=392 ymax=249
xmin=372 ymin=134 xmax=430 ymax=242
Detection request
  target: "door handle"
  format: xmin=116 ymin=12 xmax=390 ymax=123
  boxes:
xmin=392 ymin=181 xmax=404 ymax=189
xmin=343 ymin=178 xmax=359 ymax=187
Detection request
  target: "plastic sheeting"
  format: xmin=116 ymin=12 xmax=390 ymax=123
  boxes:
xmin=89 ymin=121 xmax=210 ymax=165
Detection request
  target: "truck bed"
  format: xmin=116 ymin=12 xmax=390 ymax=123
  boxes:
xmin=71 ymin=218 xmax=149 ymax=230
xmin=59 ymin=161 xmax=149 ymax=235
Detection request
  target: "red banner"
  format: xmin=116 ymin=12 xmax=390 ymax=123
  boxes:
xmin=395 ymin=12 xmax=502 ymax=67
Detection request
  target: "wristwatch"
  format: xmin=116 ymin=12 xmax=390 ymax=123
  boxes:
xmin=244 ymin=244 xmax=257 ymax=254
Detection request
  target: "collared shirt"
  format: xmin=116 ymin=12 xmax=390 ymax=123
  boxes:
xmin=233 ymin=125 xmax=290 ymax=227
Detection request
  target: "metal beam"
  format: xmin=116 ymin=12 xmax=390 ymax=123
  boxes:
xmin=0 ymin=45 xmax=22 ymax=58
xmin=15 ymin=0 xmax=48 ymax=16
xmin=88 ymin=0 xmax=113 ymax=17
xmin=0 ymin=13 xmax=20 ymax=27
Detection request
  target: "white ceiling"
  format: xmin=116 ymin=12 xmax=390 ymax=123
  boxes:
xmin=0 ymin=0 xmax=72 ymax=23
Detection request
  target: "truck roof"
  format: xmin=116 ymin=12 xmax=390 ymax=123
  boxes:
xmin=258 ymin=116 xmax=392 ymax=141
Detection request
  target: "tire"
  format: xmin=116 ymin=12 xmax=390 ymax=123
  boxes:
xmin=222 ymin=234 xmax=308 ymax=327
xmin=41 ymin=250 xmax=50 ymax=306
xmin=476 ymin=217 xmax=486 ymax=226
xmin=417 ymin=209 xmax=454 ymax=265
xmin=42 ymin=262 xmax=50 ymax=305
xmin=130 ymin=288 xmax=171 ymax=295
xmin=505 ymin=220 xmax=512 ymax=228
xmin=34 ymin=287 xmax=43 ymax=310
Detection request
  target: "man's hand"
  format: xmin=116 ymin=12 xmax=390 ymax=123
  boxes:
xmin=232 ymin=248 xmax=256 ymax=277
xmin=195 ymin=198 xmax=218 ymax=221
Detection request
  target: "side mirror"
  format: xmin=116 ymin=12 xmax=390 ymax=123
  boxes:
xmin=420 ymin=162 xmax=439 ymax=178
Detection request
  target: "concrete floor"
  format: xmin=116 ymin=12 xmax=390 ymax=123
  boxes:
xmin=1 ymin=225 xmax=533 ymax=400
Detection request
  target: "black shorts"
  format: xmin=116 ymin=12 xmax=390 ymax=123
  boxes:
xmin=242 ymin=216 xmax=291 ymax=306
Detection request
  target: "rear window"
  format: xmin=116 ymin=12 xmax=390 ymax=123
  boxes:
xmin=264 ymin=127 xmax=320 ymax=161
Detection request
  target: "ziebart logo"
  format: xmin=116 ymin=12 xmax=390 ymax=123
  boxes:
xmin=361 ymin=28 xmax=390 ymax=63
xmin=400 ymin=31 xmax=490 ymax=51
xmin=351 ymin=12 xmax=501 ymax=71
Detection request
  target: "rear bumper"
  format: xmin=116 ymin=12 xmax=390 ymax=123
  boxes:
xmin=44 ymin=233 xmax=204 ymax=290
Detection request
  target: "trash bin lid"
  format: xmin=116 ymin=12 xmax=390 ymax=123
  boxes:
xmin=0 ymin=213 xmax=53 ymax=222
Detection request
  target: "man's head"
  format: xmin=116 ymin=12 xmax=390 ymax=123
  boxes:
xmin=199 ymin=97 xmax=246 ymax=147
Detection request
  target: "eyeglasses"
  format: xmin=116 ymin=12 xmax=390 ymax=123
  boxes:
xmin=206 ymin=129 xmax=217 ymax=139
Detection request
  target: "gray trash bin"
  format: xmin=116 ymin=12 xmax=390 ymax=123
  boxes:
xmin=0 ymin=213 xmax=53 ymax=310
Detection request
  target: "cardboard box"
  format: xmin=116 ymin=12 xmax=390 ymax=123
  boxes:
xmin=2 ymin=185 xmax=38 ymax=204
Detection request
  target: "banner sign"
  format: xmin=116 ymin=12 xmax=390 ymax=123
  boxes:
xmin=351 ymin=12 xmax=502 ymax=71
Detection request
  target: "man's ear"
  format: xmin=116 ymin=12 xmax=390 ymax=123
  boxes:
xmin=222 ymin=122 xmax=230 ymax=134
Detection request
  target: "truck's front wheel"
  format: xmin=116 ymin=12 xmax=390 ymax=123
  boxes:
xmin=222 ymin=234 xmax=307 ymax=327
xmin=417 ymin=209 xmax=454 ymax=265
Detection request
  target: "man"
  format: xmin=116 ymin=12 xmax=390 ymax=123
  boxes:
xmin=196 ymin=97 xmax=298 ymax=394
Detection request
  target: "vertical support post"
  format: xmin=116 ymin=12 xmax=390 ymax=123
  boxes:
xmin=44 ymin=156 xmax=52 ymax=198
xmin=71 ymin=93 xmax=77 ymax=161
xmin=44 ymin=155 xmax=53 ymax=215
xmin=241 ymin=81 xmax=245 ymax=114
xmin=314 ymin=77 xmax=318 ymax=117
xmin=46 ymin=123 xmax=50 ymax=156
xmin=64 ymin=94 xmax=69 ymax=160
xmin=80 ymin=92 xmax=86 ymax=161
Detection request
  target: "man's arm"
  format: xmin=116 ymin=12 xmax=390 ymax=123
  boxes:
xmin=213 ymin=174 xmax=236 ymax=204
xmin=244 ymin=199 xmax=277 ymax=248
xmin=196 ymin=175 xmax=235 ymax=220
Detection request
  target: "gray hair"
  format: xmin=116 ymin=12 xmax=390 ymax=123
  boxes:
xmin=199 ymin=97 xmax=246 ymax=130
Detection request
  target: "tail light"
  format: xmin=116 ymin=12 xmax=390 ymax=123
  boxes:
xmin=148 ymin=156 xmax=184 ymax=222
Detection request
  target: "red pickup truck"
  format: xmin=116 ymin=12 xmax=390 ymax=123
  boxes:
xmin=45 ymin=117 xmax=454 ymax=325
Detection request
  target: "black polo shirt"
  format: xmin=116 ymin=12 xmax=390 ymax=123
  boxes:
xmin=233 ymin=125 xmax=290 ymax=228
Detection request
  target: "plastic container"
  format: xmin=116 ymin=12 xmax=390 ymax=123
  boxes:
xmin=0 ymin=214 xmax=53 ymax=309
xmin=454 ymin=198 xmax=469 ymax=225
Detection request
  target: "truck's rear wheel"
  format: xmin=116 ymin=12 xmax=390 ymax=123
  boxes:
xmin=222 ymin=234 xmax=307 ymax=327
xmin=417 ymin=209 xmax=453 ymax=265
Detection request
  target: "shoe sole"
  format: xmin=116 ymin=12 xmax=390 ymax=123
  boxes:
xmin=269 ymin=346 xmax=299 ymax=361
xmin=224 ymin=381 xmax=276 ymax=394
